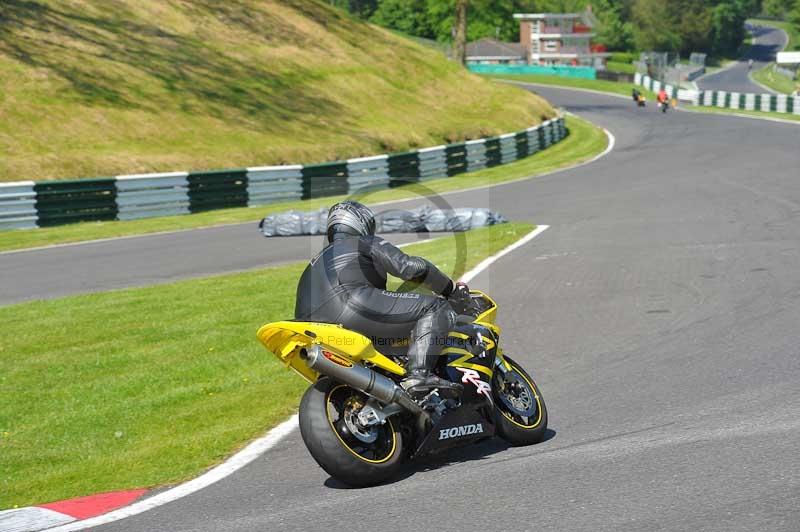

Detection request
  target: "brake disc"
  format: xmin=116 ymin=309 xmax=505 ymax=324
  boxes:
xmin=342 ymin=396 xmax=379 ymax=444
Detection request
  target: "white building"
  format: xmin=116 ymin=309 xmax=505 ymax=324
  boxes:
xmin=514 ymin=13 xmax=610 ymax=67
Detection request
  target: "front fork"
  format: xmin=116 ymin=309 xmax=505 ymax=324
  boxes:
xmin=494 ymin=348 xmax=513 ymax=375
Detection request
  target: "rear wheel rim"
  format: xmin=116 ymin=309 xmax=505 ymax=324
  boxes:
xmin=325 ymin=385 xmax=397 ymax=464
xmin=494 ymin=363 xmax=543 ymax=429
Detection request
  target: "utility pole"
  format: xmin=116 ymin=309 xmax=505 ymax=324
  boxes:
xmin=453 ymin=0 xmax=468 ymax=65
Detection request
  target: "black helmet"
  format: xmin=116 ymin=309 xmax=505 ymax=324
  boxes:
xmin=326 ymin=200 xmax=376 ymax=242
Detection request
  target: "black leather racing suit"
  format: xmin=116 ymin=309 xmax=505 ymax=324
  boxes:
xmin=294 ymin=233 xmax=456 ymax=374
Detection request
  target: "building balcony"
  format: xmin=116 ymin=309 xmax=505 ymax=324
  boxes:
xmin=537 ymin=46 xmax=591 ymax=55
xmin=532 ymin=50 xmax=611 ymax=58
xmin=531 ymin=32 xmax=595 ymax=39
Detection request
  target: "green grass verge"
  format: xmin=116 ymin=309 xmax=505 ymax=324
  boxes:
xmin=606 ymin=61 xmax=637 ymax=75
xmin=0 ymin=222 xmax=534 ymax=508
xmin=752 ymin=63 xmax=798 ymax=94
xmin=0 ymin=115 xmax=606 ymax=253
xmin=483 ymin=73 xmax=653 ymax=99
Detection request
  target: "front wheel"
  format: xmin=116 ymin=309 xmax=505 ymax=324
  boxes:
xmin=298 ymin=377 xmax=404 ymax=487
xmin=492 ymin=355 xmax=548 ymax=446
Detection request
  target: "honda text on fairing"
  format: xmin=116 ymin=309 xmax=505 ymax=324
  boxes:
xmin=257 ymin=289 xmax=548 ymax=486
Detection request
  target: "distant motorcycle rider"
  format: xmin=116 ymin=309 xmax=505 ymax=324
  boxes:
xmin=657 ymin=88 xmax=669 ymax=112
xmin=294 ymin=200 xmax=465 ymax=393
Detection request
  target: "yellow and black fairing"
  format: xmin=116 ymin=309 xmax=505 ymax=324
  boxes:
xmin=412 ymin=291 xmax=506 ymax=456
xmin=256 ymin=321 xmax=406 ymax=382
xmin=440 ymin=290 xmax=508 ymax=403
xmin=256 ymin=290 xmax=507 ymax=387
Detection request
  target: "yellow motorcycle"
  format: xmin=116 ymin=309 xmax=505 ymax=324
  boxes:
xmin=257 ymin=290 xmax=547 ymax=487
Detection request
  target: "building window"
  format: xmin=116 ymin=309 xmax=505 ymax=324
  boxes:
xmin=543 ymin=40 xmax=558 ymax=52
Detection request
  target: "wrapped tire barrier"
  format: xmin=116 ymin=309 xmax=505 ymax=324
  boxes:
xmin=375 ymin=209 xmax=428 ymax=233
xmin=260 ymin=206 xmax=506 ymax=236
xmin=259 ymin=207 xmax=328 ymax=236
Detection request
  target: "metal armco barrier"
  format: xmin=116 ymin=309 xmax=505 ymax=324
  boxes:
xmin=417 ymin=146 xmax=447 ymax=180
xmin=465 ymin=139 xmax=487 ymax=172
xmin=188 ymin=169 xmax=248 ymax=213
xmin=246 ymin=166 xmax=303 ymax=207
xmin=445 ymin=143 xmax=467 ymax=177
xmin=302 ymin=161 xmax=348 ymax=199
xmin=515 ymin=132 xmax=529 ymax=160
xmin=483 ymin=137 xmax=502 ymax=167
xmin=35 ymin=178 xmax=117 ymax=227
xmin=525 ymin=125 xmax=541 ymax=156
xmin=386 ymin=151 xmax=420 ymax=185
xmin=499 ymin=133 xmax=517 ymax=164
xmin=0 ymin=116 xmax=566 ymax=231
xmin=346 ymin=155 xmax=389 ymax=193
xmin=0 ymin=181 xmax=38 ymax=230
xmin=116 ymin=172 xmax=189 ymax=221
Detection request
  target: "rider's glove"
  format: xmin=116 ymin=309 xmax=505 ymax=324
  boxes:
xmin=452 ymin=281 xmax=470 ymax=296
xmin=447 ymin=281 xmax=473 ymax=314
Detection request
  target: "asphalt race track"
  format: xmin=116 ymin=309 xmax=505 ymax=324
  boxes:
xmin=25 ymin=86 xmax=788 ymax=531
xmin=697 ymin=23 xmax=788 ymax=94
xmin=0 ymin=230 xmax=442 ymax=305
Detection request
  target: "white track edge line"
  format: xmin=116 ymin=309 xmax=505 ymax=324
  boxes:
xmin=2 ymin=121 xmax=611 ymax=257
xmin=47 ymin=414 xmax=300 ymax=532
xmin=460 ymin=225 xmax=549 ymax=283
xmin=46 ymin=224 xmax=551 ymax=531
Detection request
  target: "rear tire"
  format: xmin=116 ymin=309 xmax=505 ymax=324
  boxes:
xmin=298 ymin=377 xmax=404 ymax=487
xmin=492 ymin=355 xmax=548 ymax=446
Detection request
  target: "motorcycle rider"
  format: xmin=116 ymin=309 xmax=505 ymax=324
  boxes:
xmin=657 ymin=87 xmax=669 ymax=109
xmin=294 ymin=200 xmax=465 ymax=394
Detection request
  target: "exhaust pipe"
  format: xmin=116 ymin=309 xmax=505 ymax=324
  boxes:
xmin=302 ymin=345 xmax=426 ymax=418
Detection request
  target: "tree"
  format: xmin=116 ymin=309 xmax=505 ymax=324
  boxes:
xmin=632 ymin=0 xmax=681 ymax=52
xmin=789 ymin=0 xmax=800 ymax=50
xmin=763 ymin=0 xmax=794 ymax=18
xmin=370 ymin=0 xmax=435 ymax=38
xmin=453 ymin=0 xmax=468 ymax=64
xmin=591 ymin=0 xmax=635 ymax=50
xmin=790 ymin=1 xmax=800 ymax=39
xmin=674 ymin=0 xmax=714 ymax=55
xmin=710 ymin=1 xmax=747 ymax=55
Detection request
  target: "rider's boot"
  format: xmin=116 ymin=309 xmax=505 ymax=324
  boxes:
xmin=400 ymin=301 xmax=462 ymax=397
xmin=401 ymin=369 xmax=461 ymax=395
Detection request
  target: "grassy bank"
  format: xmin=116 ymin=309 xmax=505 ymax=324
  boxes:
xmin=0 ymin=222 xmax=534 ymax=508
xmin=0 ymin=115 xmax=606 ymax=253
xmin=0 ymin=0 xmax=553 ymax=183
xmin=747 ymin=19 xmax=799 ymax=94
xmin=752 ymin=63 xmax=798 ymax=94
xmin=483 ymin=73 xmax=652 ymax=99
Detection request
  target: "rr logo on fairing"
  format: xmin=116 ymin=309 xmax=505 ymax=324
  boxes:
xmin=457 ymin=367 xmax=493 ymax=405
xmin=438 ymin=423 xmax=484 ymax=440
